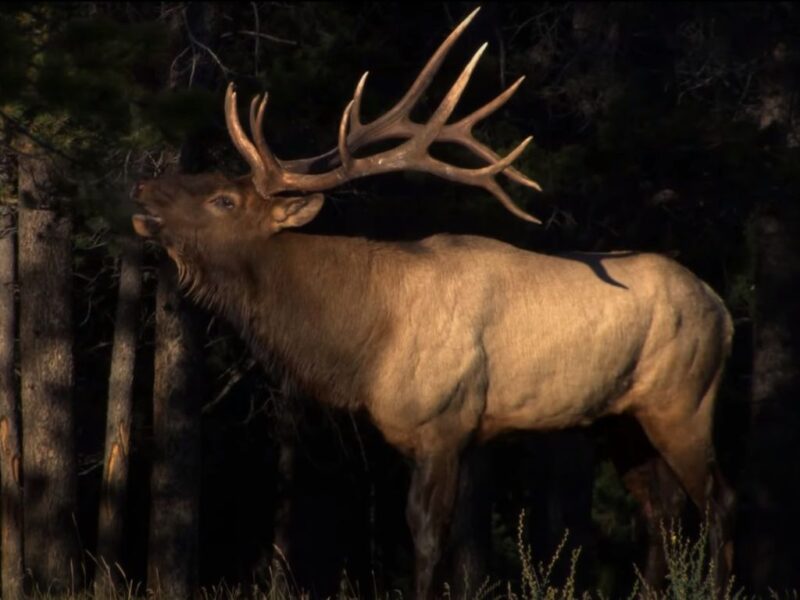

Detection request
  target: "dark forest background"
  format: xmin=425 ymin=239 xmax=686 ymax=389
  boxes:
xmin=0 ymin=2 xmax=799 ymax=598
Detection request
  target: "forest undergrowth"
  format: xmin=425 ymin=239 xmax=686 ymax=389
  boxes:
xmin=27 ymin=511 xmax=788 ymax=600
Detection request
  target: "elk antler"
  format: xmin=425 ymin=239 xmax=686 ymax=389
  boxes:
xmin=224 ymin=6 xmax=543 ymax=223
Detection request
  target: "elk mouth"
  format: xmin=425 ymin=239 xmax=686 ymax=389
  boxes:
xmin=132 ymin=204 xmax=164 ymax=238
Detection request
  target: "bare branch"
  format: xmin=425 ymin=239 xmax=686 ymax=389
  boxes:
xmin=183 ymin=9 xmax=235 ymax=77
xmin=233 ymin=29 xmax=298 ymax=46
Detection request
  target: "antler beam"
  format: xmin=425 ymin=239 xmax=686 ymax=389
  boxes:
xmin=224 ymin=6 xmax=542 ymax=223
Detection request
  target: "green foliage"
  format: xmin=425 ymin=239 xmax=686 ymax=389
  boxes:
xmin=139 ymin=88 xmax=219 ymax=145
xmin=0 ymin=4 xmax=181 ymax=172
xmin=0 ymin=13 xmax=30 ymax=103
xmin=591 ymin=461 xmax=638 ymax=547
xmin=34 ymin=15 xmax=167 ymax=124
xmin=634 ymin=519 xmax=742 ymax=600
xmin=512 ymin=511 xmax=585 ymax=600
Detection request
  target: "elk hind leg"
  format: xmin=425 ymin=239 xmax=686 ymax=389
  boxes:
xmin=620 ymin=456 xmax=687 ymax=585
xmin=604 ymin=417 xmax=687 ymax=586
xmin=634 ymin=392 xmax=735 ymax=584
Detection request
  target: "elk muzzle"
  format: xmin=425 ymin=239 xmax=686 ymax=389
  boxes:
xmin=131 ymin=180 xmax=164 ymax=238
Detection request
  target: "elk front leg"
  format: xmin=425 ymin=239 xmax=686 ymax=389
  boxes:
xmin=406 ymin=449 xmax=460 ymax=600
xmin=449 ymin=444 xmax=492 ymax=596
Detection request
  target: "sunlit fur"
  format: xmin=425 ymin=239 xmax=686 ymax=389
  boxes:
xmin=135 ymin=172 xmax=732 ymax=450
xmin=134 ymin=172 xmax=735 ymax=590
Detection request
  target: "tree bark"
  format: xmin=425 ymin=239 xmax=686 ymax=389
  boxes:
xmin=95 ymin=235 xmax=142 ymax=587
xmin=146 ymin=5 xmax=218 ymax=596
xmin=146 ymin=260 xmax=203 ymax=599
xmin=738 ymin=200 xmax=800 ymax=590
xmin=17 ymin=142 xmax=79 ymax=591
xmin=271 ymin=403 xmax=298 ymax=569
xmin=737 ymin=21 xmax=800 ymax=590
xmin=0 ymin=148 xmax=23 ymax=600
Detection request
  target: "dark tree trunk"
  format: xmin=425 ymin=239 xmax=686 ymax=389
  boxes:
xmin=0 ymin=149 xmax=23 ymax=600
xmin=17 ymin=143 xmax=79 ymax=591
xmin=738 ymin=199 xmax=800 ymax=591
xmin=737 ymin=20 xmax=800 ymax=589
xmin=146 ymin=259 xmax=204 ymax=599
xmin=96 ymin=236 xmax=142 ymax=587
xmin=145 ymin=5 xmax=218 ymax=596
xmin=272 ymin=423 xmax=296 ymax=565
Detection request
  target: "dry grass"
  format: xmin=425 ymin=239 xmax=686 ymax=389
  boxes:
xmin=26 ymin=515 xmax=778 ymax=600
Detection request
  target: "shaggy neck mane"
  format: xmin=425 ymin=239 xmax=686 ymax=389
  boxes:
xmin=178 ymin=231 xmax=394 ymax=410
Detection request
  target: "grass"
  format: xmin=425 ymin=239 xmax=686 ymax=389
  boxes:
xmin=25 ymin=514 xmax=794 ymax=600
xmin=632 ymin=518 xmax=739 ymax=600
xmin=512 ymin=509 xmax=583 ymax=600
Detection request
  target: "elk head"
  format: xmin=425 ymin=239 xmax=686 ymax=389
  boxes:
xmin=132 ymin=170 xmax=324 ymax=283
xmin=132 ymin=7 xmax=542 ymax=277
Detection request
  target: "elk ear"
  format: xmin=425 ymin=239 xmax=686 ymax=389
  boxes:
xmin=269 ymin=193 xmax=325 ymax=231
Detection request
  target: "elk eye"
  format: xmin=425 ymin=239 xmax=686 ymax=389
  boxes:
xmin=212 ymin=195 xmax=236 ymax=210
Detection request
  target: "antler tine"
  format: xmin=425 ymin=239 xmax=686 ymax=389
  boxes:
xmin=248 ymin=93 xmax=282 ymax=174
xmin=476 ymin=136 xmax=533 ymax=176
xmin=411 ymin=42 xmax=488 ymax=152
xmin=443 ymin=76 xmax=543 ymax=191
xmin=338 ymin=100 xmax=355 ymax=172
xmin=371 ymin=75 xmax=542 ymax=190
xmin=279 ymin=7 xmax=481 ymax=174
xmin=377 ymin=6 xmax=482 ymax=129
xmin=457 ymin=76 xmax=525 ymax=133
xmin=483 ymin=179 xmax=542 ymax=224
xmin=409 ymin=136 xmax=539 ymax=223
xmin=448 ymin=137 xmax=543 ymax=191
xmin=343 ymin=73 xmax=543 ymax=190
xmin=225 ymin=83 xmax=271 ymax=197
xmin=350 ymin=72 xmax=368 ymax=130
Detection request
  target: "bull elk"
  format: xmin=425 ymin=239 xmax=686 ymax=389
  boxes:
xmin=132 ymin=8 xmax=734 ymax=597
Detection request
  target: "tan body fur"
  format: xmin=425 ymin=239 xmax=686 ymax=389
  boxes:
xmin=202 ymin=231 xmax=731 ymax=465
xmin=362 ymin=236 xmax=731 ymax=454
xmin=133 ymin=171 xmax=736 ymax=597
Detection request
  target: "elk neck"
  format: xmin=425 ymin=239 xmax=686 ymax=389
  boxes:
xmin=179 ymin=230 xmax=394 ymax=410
